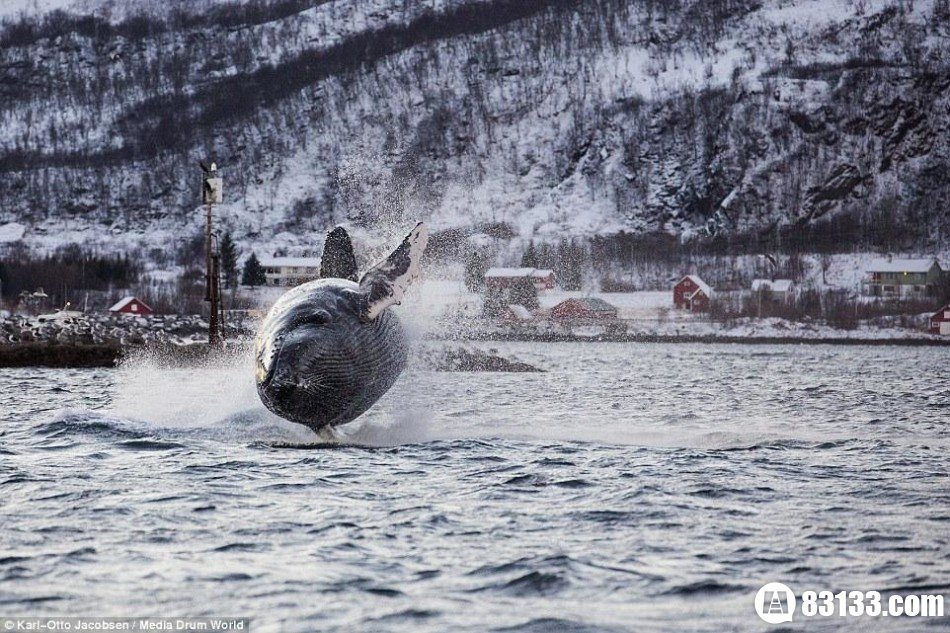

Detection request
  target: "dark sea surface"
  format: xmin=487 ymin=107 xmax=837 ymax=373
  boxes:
xmin=1 ymin=342 xmax=948 ymax=632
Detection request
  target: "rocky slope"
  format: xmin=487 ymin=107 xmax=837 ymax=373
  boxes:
xmin=0 ymin=0 xmax=948 ymax=263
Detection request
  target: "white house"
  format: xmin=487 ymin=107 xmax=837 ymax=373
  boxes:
xmin=862 ymin=257 xmax=942 ymax=298
xmin=259 ymin=256 xmax=322 ymax=287
xmin=484 ymin=268 xmax=557 ymax=291
xmin=751 ymin=279 xmax=795 ymax=301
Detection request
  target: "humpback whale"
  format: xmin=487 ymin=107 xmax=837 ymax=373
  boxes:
xmin=255 ymin=224 xmax=428 ymax=431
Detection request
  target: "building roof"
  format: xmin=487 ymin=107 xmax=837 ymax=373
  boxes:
xmin=109 ymin=296 xmax=151 ymax=312
xmin=37 ymin=310 xmax=84 ymax=322
xmin=678 ymin=275 xmax=713 ymax=297
xmin=932 ymin=304 xmax=950 ymax=321
xmin=506 ymin=304 xmax=532 ymax=320
xmin=555 ymin=297 xmax=617 ymax=313
xmin=259 ymin=256 xmax=322 ymax=268
xmin=866 ymin=257 xmax=938 ymax=273
xmin=485 ymin=267 xmax=555 ymax=278
xmin=752 ymin=279 xmax=793 ymax=292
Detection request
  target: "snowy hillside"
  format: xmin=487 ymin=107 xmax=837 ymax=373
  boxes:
xmin=0 ymin=0 xmax=949 ymax=263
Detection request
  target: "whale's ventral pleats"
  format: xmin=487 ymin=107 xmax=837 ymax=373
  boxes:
xmin=254 ymin=223 xmax=428 ymax=431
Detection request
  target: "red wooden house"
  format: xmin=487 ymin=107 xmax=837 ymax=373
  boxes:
xmin=109 ymin=296 xmax=153 ymax=316
xmin=930 ymin=304 xmax=950 ymax=335
xmin=550 ymin=297 xmax=618 ymax=320
xmin=673 ymin=275 xmax=713 ymax=312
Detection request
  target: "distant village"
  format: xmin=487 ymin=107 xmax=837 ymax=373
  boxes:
xmin=3 ymin=245 xmax=950 ymax=347
xmin=2 ymin=165 xmax=948 ymax=345
xmin=210 ymin=251 xmax=950 ymax=338
xmin=463 ymin=255 xmax=950 ymax=337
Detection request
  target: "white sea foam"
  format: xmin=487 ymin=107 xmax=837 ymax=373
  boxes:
xmin=109 ymin=346 xmax=261 ymax=428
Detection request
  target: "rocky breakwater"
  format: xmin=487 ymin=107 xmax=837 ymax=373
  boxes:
xmin=0 ymin=312 xmax=259 ymax=367
xmin=417 ymin=345 xmax=544 ymax=372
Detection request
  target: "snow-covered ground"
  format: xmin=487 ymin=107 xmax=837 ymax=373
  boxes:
xmin=407 ymin=281 xmax=679 ymax=323
xmin=626 ymin=316 xmax=941 ymax=341
xmin=539 ymin=290 xmax=673 ymax=320
xmin=0 ymin=222 xmax=26 ymax=244
xmin=0 ymin=0 xmax=75 ymax=20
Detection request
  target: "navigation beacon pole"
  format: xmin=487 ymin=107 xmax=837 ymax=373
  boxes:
xmin=200 ymin=162 xmax=224 ymax=346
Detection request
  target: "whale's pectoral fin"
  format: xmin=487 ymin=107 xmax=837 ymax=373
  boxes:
xmin=320 ymin=226 xmax=359 ymax=282
xmin=358 ymin=222 xmax=428 ymax=321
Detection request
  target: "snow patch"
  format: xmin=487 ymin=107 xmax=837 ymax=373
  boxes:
xmin=0 ymin=222 xmax=26 ymax=243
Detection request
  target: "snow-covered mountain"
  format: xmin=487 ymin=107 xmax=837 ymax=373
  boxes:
xmin=1 ymin=0 xmax=948 ymax=262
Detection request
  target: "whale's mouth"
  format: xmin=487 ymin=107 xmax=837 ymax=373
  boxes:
xmin=258 ymin=377 xmax=346 ymax=431
xmin=258 ymin=345 xmax=299 ymax=406
xmin=256 ymin=331 xmax=287 ymax=387
xmin=257 ymin=342 xmax=337 ymax=425
xmin=257 ymin=371 xmax=305 ymax=422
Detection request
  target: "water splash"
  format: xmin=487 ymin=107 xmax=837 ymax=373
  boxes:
xmin=330 ymin=405 xmax=439 ymax=447
xmin=110 ymin=345 xmax=262 ymax=429
xmin=93 ymin=345 xmax=318 ymax=444
xmin=102 ymin=344 xmax=443 ymax=447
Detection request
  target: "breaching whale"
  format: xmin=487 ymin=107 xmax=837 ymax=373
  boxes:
xmin=255 ymin=223 xmax=428 ymax=431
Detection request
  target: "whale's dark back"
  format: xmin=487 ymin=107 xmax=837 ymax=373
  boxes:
xmin=255 ymin=280 xmax=409 ymax=431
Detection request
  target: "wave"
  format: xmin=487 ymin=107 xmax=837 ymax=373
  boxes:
xmin=660 ymin=579 xmax=747 ymax=596
xmin=493 ymin=618 xmax=627 ymax=633
xmin=38 ymin=408 xmax=320 ymax=447
xmin=468 ymin=571 xmax=568 ymax=597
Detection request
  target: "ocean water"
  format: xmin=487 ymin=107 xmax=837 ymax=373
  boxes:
xmin=1 ymin=342 xmax=948 ymax=632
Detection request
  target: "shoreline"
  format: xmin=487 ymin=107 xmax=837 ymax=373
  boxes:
xmin=0 ymin=342 xmax=243 ymax=368
xmin=433 ymin=331 xmax=950 ymax=346
xmin=2 ymin=333 xmax=949 ymax=368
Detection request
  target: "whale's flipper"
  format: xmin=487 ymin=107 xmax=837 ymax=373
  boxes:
xmin=320 ymin=226 xmax=359 ymax=282
xmin=358 ymin=223 xmax=428 ymax=321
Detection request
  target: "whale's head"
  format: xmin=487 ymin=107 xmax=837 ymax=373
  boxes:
xmin=255 ymin=279 xmax=406 ymax=428
xmin=254 ymin=224 xmax=427 ymax=430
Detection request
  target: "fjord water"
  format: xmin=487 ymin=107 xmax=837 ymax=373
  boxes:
xmin=1 ymin=343 xmax=948 ymax=632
